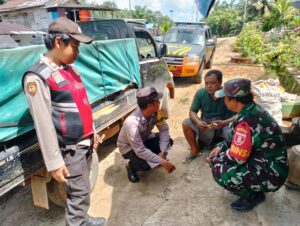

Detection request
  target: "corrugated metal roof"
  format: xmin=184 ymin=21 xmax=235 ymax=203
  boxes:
xmin=0 ymin=22 xmax=45 ymax=35
xmin=0 ymin=0 xmax=68 ymax=12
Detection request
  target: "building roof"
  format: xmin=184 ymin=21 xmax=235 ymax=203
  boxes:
xmin=0 ymin=22 xmax=45 ymax=35
xmin=0 ymin=0 xmax=68 ymax=12
xmin=0 ymin=0 xmax=120 ymax=13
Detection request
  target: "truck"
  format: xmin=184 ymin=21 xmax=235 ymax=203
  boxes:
xmin=78 ymin=19 xmax=174 ymax=104
xmin=0 ymin=19 xmax=174 ymax=209
xmin=162 ymin=22 xmax=216 ymax=83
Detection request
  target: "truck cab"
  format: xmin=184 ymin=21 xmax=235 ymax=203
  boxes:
xmin=78 ymin=19 xmax=174 ymax=100
xmin=162 ymin=22 xmax=216 ymax=83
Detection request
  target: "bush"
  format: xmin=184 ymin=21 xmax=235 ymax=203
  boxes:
xmin=235 ymin=22 xmax=264 ymax=63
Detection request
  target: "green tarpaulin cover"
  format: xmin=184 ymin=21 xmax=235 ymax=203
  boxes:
xmin=0 ymin=38 xmax=141 ymax=142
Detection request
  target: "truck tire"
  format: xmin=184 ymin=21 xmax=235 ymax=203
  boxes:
xmin=47 ymin=149 xmax=99 ymax=207
xmin=194 ymin=59 xmax=205 ymax=84
xmin=205 ymin=50 xmax=215 ymax=69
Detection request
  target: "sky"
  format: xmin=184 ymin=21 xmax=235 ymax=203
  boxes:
xmin=90 ymin=0 xmax=203 ymax=22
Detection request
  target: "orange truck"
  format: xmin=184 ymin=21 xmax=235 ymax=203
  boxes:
xmin=162 ymin=22 xmax=216 ymax=83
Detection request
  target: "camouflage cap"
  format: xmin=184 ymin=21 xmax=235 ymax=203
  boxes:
xmin=214 ymin=78 xmax=251 ymax=98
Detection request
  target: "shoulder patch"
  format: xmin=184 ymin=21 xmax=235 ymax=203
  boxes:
xmin=26 ymin=82 xmax=37 ymax=95
xmin=229 ymin=121 xmax=252 ymax=161
xmin=156 ymin=110 xmax=166 ymax=127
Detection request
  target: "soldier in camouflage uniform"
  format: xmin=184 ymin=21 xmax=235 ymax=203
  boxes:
xmin=207 ymin=78 xmax=288 ymax=212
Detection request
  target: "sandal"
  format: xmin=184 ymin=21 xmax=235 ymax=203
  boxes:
xmin=182 ymin=152 xmax=202 ymax=163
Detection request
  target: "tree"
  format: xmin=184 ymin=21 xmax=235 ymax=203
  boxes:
xmin=0 ymin=0 xmax=6 ymax=5
xmin=261 ymin=0 xmax=298 ymax=31
xmin=99 ymin=1 xmax=117 ymax=8
xmin=160 ymin=21 xmax=171 ymax=34
xmin=206 ymin=4 xmax=243 ymax=37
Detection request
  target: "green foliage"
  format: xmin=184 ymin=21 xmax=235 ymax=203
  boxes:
xmin=159 ymin=21 xmax=171 ymax=34
xmin=207 ymin=7 xmax=243 ymax=37
xmin=235 ymin=22 xmax=264 ymax=63
xmin=261 ymin=0 xmax=298 ymax=31
xmin=91 ymin=1 xmax=172 ymax=28
xmin=0 ymin=0 xmax=6 ymax=5
xmin=263 ymin=40 xmax=292 ymax=70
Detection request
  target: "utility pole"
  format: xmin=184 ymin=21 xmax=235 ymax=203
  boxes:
xmin=129 ymin=0 xmax=132 ymax=18
xmin=243 ymin=0 xmax=248 ymax=29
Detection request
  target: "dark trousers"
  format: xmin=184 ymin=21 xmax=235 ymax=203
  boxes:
xmin=123 ymin=135 xmax=173 ymax=172
xmin=61 ymin=143 xmax=93 ymax=226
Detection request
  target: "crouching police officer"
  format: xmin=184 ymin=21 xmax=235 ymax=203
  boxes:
xmin=117 ymin=86 xmax=176 ymax=183
xmin=207 ymin=78 xmax=288 ymax=212
xmin=23 ymin=17 xmax=105 ymax=226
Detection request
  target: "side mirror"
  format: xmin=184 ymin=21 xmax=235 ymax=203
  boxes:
xmin=206 ymin=39 xmax=215 ymax=45
xmin=159 ymin=43 xmax=167 ymax=57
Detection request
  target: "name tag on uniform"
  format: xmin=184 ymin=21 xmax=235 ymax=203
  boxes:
xmin=52 ymin=71 xmax=68 ymax=87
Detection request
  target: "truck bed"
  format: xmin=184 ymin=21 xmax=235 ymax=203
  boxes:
xmin=0 ymin=88 xmax=137 ymax=196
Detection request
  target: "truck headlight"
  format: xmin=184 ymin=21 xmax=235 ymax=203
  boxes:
xmin=184 ymin=54 xmax=200 ymax=64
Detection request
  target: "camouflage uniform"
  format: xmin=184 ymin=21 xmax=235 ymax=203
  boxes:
xmin=210 ymin=102 xmax=288 ymax=196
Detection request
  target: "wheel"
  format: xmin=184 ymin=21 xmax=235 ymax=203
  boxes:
xmin=160 ymin=87 xmax=170 ymax=119
xmin=205 ymin=50 xmax=215 ymax=69
xmin=47 ymin=149 xmax=99 ymax=207
xmin=194 ymin=59 xmax=204 ymax=84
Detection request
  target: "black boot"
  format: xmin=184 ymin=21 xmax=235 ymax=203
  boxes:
xmin=231 ymin=192 xmax=265 ymax=212
xmin=83 ymin=215 xmax=106 ymax=226
xmin=126 ymin=162 xmax=139 ymax=183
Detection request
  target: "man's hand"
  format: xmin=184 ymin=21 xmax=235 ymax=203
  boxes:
xmin=197 ymin=120 xmax=208 ymax=131
xmin=51 ymin=165 xmax=70 ymax=183
xmin=207 ymin=146 xmax=221 ymax=163
xmin=161 ymin=161 xmax=176 ymax=173
xmin=211 ymin=120 xmax=227 ymax=129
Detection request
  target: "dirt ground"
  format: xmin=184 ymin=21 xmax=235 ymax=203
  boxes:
xmin=1 ymin=37 xmax=300 ymax=226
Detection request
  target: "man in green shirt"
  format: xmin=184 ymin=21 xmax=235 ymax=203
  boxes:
xmin=182 ymin=70 xmax=236 ymax=163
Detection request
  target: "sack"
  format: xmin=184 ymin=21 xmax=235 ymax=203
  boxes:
xmin=288 ymin=145 xmax=300 ymax=185
xmin=252 ymin=79 xmax=282 ymax=125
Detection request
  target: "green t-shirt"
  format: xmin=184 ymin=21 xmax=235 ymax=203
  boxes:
xmin=190 ymin=88 xmax=233 ymax=119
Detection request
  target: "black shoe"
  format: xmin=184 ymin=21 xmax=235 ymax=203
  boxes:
xmin=84 ymin=215 xmax=106 ymax=226
xmin=126 ymin=163 xmax=139 ymax=183
xmin=230 ymin=192 xmax=265 ymax=212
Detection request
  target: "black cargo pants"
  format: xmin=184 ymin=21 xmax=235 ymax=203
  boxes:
xmin=61 ymin=141 xmax=93 ymax=226
xmin=123 ymin=135 xmax=173 ymax=172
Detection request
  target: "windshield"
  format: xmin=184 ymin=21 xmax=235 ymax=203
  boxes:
xmin=163 ymin=27 xmax=205 ymax=45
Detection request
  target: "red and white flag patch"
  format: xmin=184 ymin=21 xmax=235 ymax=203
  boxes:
xmin=229 ymin=121 xmax=252 ymax=161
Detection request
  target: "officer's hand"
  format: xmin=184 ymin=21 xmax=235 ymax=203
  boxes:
xmin=207 ymin=146 xmax=221 ymax=163
xmin=197 ymin=121 xmax=208 ymax=131
xmin=51 ymin=165 xmax=70 ymax=183
xmin=161 ymin=161 xmax=176 ymax=173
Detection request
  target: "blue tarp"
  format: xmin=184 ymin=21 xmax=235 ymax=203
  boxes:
xmin=0 ymin=38 xmax=141 ymax=142
xmin=196 ymin=0 xmax=216 ymax=18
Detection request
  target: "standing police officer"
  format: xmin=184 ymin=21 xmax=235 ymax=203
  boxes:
xmin=23 ymin=17 xmax=105 ymax=226
xmin=207 ymin=78 xmax=288 ymax=212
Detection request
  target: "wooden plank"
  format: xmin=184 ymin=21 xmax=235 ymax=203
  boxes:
xmin=31 ymin=175 xmax=49 ymax=209
xmin=99 ymin=123 xmax=120 ymax=141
